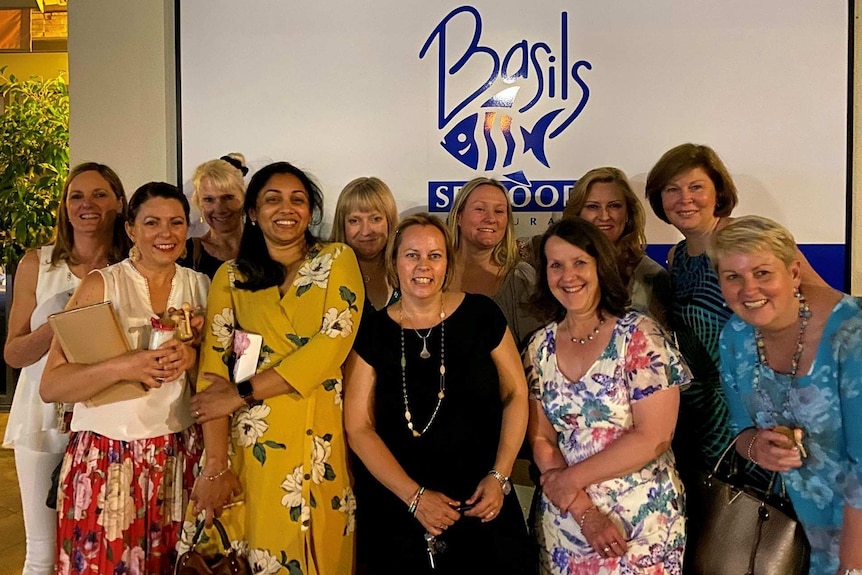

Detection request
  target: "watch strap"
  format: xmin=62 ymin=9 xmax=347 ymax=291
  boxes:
xmin=237 ymin=380 xmax=261 ymax=407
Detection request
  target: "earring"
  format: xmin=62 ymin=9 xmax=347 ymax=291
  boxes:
xmin=199 ymin=215 xmax=204 ymax=224
xmin=180 ymin=245 xmax=188 ymax=260
xmin=794 ymin=286 xmax=801 ymax=299
xmin=129 ymin=245 xmax=140 ymax=262
xmin=250 ymin=220 xmax=257 ymax=227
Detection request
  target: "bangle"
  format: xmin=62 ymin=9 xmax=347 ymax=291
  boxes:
xmin=746 ymin=431 xmax=760 ymax=466
xmin=408 ymin=486 xmax=425 ymax=515
xmin=577 ymin=505 xmax=598 ymax=528
xmin=201 ymin=467 xmax=230 ymax=481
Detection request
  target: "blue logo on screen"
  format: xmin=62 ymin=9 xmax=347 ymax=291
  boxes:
xmin=419 ymin=5 xmax=592 ymax=184
xmin=428 ymin=180 xmax=574 ymax=213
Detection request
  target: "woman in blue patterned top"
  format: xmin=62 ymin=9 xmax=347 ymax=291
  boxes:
xmin=713 ymin=216 xmax=862 ymax=575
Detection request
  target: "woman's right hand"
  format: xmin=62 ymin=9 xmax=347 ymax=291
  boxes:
xmin=747 ymin=428 xmax=803 ymax=472
xmin=413 ymin=489 xmax=462 ymax=537
xmin=114 ymin=348 xmax=176 ymax=389
xmin=190 ymin=468 xmax=243 ymax=527
xmin=576 ymin=506 xmax=629 ymax=559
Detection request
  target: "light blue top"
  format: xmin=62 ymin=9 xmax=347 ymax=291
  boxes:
xmin=719 ymin=295 xmax=862 ymax=575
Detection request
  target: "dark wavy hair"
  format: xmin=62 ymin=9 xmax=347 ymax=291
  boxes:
xmin=127 ymin=181 xmax=190 ymax=223
xmin=235 ymin=162 xmax=324 ymax=291
xmin=52 ymin=162 xmax=130 ymax=266
xmin=531 ymin=218 xmax=630 ymax=323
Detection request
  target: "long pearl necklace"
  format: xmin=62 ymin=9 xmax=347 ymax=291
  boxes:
xmin=752 ymin=288 xmax=810 ymax=418
xmin=399 ymin=294 xmax=446 ymax=438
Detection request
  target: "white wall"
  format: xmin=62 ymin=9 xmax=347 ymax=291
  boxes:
xmin=68 ymin=0 xmax=176 ymax=192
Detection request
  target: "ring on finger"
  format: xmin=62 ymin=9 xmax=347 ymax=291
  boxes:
xmin=602 ymin=546 xmax=610 ymax=553
xmin=610 ymin=541 xmax=620 ymax=548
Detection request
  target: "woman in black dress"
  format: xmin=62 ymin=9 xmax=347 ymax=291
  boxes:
xmin=344 ymin=214 xmax=533 ymax=574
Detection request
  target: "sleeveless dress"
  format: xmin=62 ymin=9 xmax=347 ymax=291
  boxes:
xmin=4 ymin=245 xmax=77 ymax=452
xmin=352 ymin=294 xmax=534 ymax=575
xmin=525 ymin=312 xmax=689 ymax=574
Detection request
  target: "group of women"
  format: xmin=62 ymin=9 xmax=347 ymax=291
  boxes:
xmin=3 ymin=143 xmax=861 ymax=575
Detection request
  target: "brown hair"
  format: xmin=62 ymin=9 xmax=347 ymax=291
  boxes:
xmin=385 ymin=213 xmax=455 ymax=292
xmin=645 ymin=143 xmax=738 ymax=223
xmin=51 ymin=162 xmax=130 ymax=266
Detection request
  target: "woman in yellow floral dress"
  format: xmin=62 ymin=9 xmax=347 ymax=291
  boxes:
xmin=184 ymin=162 xmax=363 ymax=575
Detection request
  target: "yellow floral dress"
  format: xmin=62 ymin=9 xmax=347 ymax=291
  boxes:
xmin=179 ymin=242 xmax=363 ymax=575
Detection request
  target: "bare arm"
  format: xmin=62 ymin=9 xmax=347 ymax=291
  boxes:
xmin=40 ymin=273 xmax=170 ymax=403
xmin=4 ymin=250 xmax=55 ymax=368
xmin=190 ymin=416 xmax=242 ymax=526
xmin=839 ymin=504 xmax=862 ymax=572
xmin=343 ymin=349 xmax=460 ymax=536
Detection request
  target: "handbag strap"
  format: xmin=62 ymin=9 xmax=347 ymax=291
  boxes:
xmin=190 ymin=518 xmax=232 ymax=553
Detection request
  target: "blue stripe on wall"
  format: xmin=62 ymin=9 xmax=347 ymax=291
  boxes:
xmin=644 ymin=244 xmax=846 ymax=292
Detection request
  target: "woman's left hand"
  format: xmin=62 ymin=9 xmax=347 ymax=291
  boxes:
xmin=540 ymin=467 xmax=580 ymax=512
xmin=155 ymin=338 xmax=197 ymax=382
xmin=191 ymin=373 xmax=244 ymax=422
xmin=463 ymin=474 xmax=505 ymax=522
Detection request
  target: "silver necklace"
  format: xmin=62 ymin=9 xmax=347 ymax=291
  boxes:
xmin=399 ymin=294 xmax=446 ymax=438
xmin=414 ymin=326 xmax=434 ymax=359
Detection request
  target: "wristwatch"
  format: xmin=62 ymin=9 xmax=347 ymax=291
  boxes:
xmin=236 ymin=380 xmax=262 ymax=407
xmin=488 ymin=470 xmax=512 ymax=495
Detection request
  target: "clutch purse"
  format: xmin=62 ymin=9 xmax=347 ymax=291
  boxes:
xmin=175 ymin=519 xmax=249 ymax=575
xmin=686 ymin=436 xmax=810 ymax=575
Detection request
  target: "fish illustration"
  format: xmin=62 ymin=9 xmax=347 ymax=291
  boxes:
xmin=439 ymin=77 xmax=590 ymax=182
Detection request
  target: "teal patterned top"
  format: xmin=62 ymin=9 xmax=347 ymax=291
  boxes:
xmin=720 ymin=295 xmax=862 ymax=575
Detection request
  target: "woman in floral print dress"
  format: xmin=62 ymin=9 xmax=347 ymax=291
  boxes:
xmin=524 ymin=218 xmax=690 ymax=574
xmin=185 ymin=162 xmax=363 ymax=575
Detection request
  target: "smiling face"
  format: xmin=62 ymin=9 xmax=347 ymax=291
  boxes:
xmin=344 ymin=209 xmax=388 ymax=259
xmin=250 ymin=173 xmax=311 ymax=248
xmin=579 ymin=182 xmax=628 ymax=244
xmin=197 ymin=177 xmax=244 ymax=235
xmin=717 ymin=249 xmax=802 ymax=331
xmin=660 ymin=166 xmax=719 ymax=236
xmin=65 ymin=170 xmax=124 ymax=235
xmin=126 ymin=197 xmax=188 ymax=267
xmin=544 ymin=235 xmax=601 ymax=317
xmin=396 ymin=224 xmax=448 ymax=301
xmin=456 ymin=184 xmax=509 ymax=250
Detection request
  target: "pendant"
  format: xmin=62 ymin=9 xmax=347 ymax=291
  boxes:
xmin=419 ymin=340 xmax=431 ymax=360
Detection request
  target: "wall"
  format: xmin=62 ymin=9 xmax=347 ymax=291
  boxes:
xmin=67 ymin=1 xmax=176 ymax=192
xmin=0 ymin=52 xmax=67 ymax=80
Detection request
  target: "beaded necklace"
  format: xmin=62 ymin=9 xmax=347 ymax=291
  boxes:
xmin=567 ymin=312 xmax=605 ymax=345
xmin=752 ymin=288 xmax=810 ymax=419
xmin=399 ymin=294 xmax=446 ymax=438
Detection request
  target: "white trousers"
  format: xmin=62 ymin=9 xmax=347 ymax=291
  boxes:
xmin=14 ymin=444 xmax=64 ymax=575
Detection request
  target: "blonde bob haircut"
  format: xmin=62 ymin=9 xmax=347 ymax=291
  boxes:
xmin=330 ymin=177 xmax=399 ymax=245
xmin=191 ymin=153 xmax=247 ymax=210
xmin=645 ymin=143 xmax=738 ymax=224
xmin=563 ymin=167 xmax=646 ymax=261
xmin=446 ymin=177 xmax=518 ymax=274
xmin=385 ymin=213 xmax=455 ymax=292
xmin=709 ymin=215 xmax=799 ymax=269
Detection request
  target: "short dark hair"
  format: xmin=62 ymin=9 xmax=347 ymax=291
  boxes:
xmin=128 ymin=182 xmax=190 ymax=223
xmin=235 ymin=162 xmax=324 ymax=291
xmin=644 ymin=143 xmax=738 ymax=224
xmin=531 ymin=218 xmax=630 ymax=322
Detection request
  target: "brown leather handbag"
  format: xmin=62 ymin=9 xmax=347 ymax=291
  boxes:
xmin=685 ymin=438 xmax=810 ymax=575
xmin=175 ymin=519 xmax=249 ymax=575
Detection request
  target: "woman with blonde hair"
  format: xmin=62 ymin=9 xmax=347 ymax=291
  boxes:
xmin=179 ymin=153 xmax=247 ymax=278
xmin=563 ymin=166 xmax=670 ymax=326
xmin=330 ymin=176 xmax=400 ymax=310
xmin=447 ymin=177 xmax=543 ymax=347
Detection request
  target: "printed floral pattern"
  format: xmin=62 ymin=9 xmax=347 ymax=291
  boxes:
xmin=525 ymin=312 xmax=690 ymax=575
xmin=319 ymin=307 xmax=354 ymax=338
xmin=720 ymin=295 xmax=862 ymax=575
xmin=232 ymin=404 xmax=271 ymax=448
xmin=211 ymin=307 xmax=235 ymax=350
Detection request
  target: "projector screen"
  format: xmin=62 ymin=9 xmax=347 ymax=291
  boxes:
xmin=178 ymin=0 xmax=850 ymax=288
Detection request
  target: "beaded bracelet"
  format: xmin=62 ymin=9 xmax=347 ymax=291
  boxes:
xmin=201 ymin=467 xmax=230 ymax=481
xmin=577 ymin=505 xmax=599 ymax=528
xmin=408 ymin=486 xmax=426 ymax=516
xmin=746 ymin=431 xmax=760 ymax=466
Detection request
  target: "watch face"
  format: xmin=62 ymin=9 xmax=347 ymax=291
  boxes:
xmin=502 ymin=481 xmax=512 ymax=496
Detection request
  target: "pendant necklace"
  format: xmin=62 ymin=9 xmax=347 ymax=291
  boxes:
xmin=400 ymin=293 xmax=446 ymax=437
xmin=568 ymin=312 xmax=605 ymax=345
xmin=752 ymin=288 xmax=810 ymax=418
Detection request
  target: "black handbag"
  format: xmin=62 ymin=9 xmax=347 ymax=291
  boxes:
xmin=685 ymin=437 xmax=810 ymax=575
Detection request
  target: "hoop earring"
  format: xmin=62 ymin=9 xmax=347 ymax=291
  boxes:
xmin=129 ymin=245 xmax=140 ymax=262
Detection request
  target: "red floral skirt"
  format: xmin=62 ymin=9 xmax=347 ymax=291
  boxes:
xmin=55 ymin=427 xmax=200 ymax=575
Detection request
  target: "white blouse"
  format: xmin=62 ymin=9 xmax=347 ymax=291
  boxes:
xmin=70 ymin=259 xmax=210 ymax=440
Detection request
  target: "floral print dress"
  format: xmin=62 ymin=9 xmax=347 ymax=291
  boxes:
xmin=720 ymin=295 xmax=862 ymax=575
xmin=178 ymin=243 xmax=363 ymax=575
xmin=524 ymin=312 xmax=690 ymax=575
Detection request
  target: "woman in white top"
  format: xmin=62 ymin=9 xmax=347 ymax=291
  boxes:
xmin=41 ymin=182 xmax=209 ymax=575
xmin=3 ymin=163 xmax=129 ymax=575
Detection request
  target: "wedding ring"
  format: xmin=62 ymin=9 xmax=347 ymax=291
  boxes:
xmin=611 ymin=541 xmax=620 ymax=547
xmin=603 ymin=546 xmax=611 ymax=553
xmin=194 ymin=409 xmax=201 ymax=418
xmin=155 ymin=377 xmax=165 ymax=384
xmin=488 ymin=511 xmax=494 ymax=517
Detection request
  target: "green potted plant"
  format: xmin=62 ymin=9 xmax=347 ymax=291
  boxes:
xmin=0 ymin=66 xmax=69 ymax=408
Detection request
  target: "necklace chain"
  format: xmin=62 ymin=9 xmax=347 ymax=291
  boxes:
xmin=567 ymin=312 xmax=605 ymax=345
xmin=400 ymin=293 xmax=446 ymax=438
xmin=752 ymin=288 xmax=811 ymax=418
